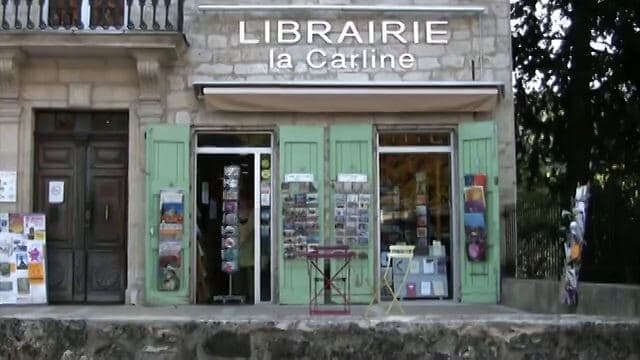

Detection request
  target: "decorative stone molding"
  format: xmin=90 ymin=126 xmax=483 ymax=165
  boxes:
xmin=0 ymin=49 xmax=24 ymax=99
xmin=135 ymin=56 xmax=162 ymax=101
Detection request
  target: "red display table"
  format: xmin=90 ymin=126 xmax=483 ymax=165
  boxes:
xmin=304 ymin=245 xmax=355 ymax=315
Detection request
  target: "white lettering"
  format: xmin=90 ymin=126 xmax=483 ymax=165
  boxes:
xmin=264 ymin=20 xmax=271 ymax=44
xmin=330 ymin=53 xmax=347 ymax=69
xmin=337 ymin=21 xmax=364 ymax=44
xmin=307 ymin=20 xmax=332 ymax=44
xmin=380 ymin=53 xmax=395 ymax=69
xmin=398 ymin=53 xmax=416 ymax=69
xmin=239 ymin=21 xmax=259 ymax=44
xmin=426 ymin=21 xmax=449 ymax=44
xmin=278 ymin=20 xmax=301 ymax=44
xmin=306 ymin=49 xmax=327 ymax=69
xmin=413 ymin=21 xmax=420 ymax=44
xmin=276 ymin=53 xmax=293 ymax=69
xmin=368 ymin=21 xmax=375 ymax=44
xmin=382 ymin=21 xmax=407 ymax=44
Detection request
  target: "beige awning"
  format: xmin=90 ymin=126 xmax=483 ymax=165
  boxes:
xmin=194 ymin=82 xmax=503 ymax=113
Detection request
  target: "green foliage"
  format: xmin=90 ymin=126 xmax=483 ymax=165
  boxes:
xmin=512 ymin=0 xmax=640 ymax=283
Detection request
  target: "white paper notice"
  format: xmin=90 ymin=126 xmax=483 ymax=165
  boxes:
xmin=337 ymin=173 xmax=368 ymax=183
xmin=421 ymin=281 xmax=432 ymax=296
xmin=0 ymin=171 xmax=17 ymax=203
xmin=423 ymin=259 xmax=435 ymax=274
xmin=48 ymin=181 xmax=64 ymax=204
xmin=409 ymin=260 xmax=420 ymax=274
xmin=433 ymin=280 xmax=445 ymax=296
xmin=284 ymin=173 xmax=314 ymax=183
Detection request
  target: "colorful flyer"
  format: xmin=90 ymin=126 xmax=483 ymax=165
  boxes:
xmin=23 ymin=214 xmax=46 ymax=240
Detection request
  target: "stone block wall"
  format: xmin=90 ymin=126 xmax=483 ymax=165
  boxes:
xmin=0 ymin=56 xmax=148 ymax=304
xmin=166 ymin=0 xmax=516 ymax=208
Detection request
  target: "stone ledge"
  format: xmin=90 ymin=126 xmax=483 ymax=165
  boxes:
xmin=0 ymin=32 xmax=187 ymax=62
xmin=0 ymin=315 xmax=638 ymax=359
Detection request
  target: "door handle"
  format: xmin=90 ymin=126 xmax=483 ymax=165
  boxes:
xmin=104 ymin=204 xmax=110 ymax=222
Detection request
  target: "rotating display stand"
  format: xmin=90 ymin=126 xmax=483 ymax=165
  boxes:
xmin=213 ymin=165 xmax=245 ymax=304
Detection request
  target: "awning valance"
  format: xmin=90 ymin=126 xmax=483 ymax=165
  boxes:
xmin=193 ymin=81 xmax=504 ymax=113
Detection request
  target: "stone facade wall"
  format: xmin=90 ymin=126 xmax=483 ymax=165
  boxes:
xmin=0 ymin=56 xmax=148 ymax=304
xmin=166 ymin=0 xmax=516 ymax=207
xmin=0 ymin=0 xmax=515 ymax=304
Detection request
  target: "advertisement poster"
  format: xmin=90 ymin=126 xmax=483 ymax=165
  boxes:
xmin=0 ymin=213 xmax=47 ymax=304
xmin=158 ymin=191 xmax=184 ymax=291
xmin=0 ymin=171 xmax=17 ymax=203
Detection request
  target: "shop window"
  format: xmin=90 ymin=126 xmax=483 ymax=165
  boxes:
xmin=379 ymin=143 xmax=453 ymax=300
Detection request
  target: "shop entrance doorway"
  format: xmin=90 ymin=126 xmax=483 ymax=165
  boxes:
xmin=33 ymin=111 xmax=128 ymax=304
xmin=194 ymin=134 xmax=272 ymax=304
xmin=377 ymin=132 xmax=455 ymax=301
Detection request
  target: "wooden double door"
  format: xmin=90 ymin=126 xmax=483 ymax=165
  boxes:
xmin=34 ymin=112 xmax=128 ymax=303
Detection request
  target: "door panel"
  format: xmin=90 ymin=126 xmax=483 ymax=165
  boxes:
xmin=278 ymin=125 xmax=324 ymax=304
xmin=35 ymin=140 xmax=82 ymax=303
xmin=34 ymin=112 xmax=128 ymax=304
xmin=145 ymin=125 xmax=191 ymax=305
xmin=85 ymin=140 xmax=127 ymax=302
xmin=45 ymin=249 xmax=74 ymax=301
xmin=458 ymin=121 xmax=500 ymax=303
xmin=330 ymin=124 xmax=374 ymax=304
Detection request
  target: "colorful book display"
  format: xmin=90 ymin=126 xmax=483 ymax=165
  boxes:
xmin=0 ymin=213 xmax=47 ymax=304
xmin=221 ymin=165 xmax=241 ymax=273
xmin=463 ymin=174 xmax=488 ymax=262
xmin=158 ymin=191 xmax=184 ymax=291
xmin=415 ymin=172 xmax=428 ymax=249
xmin=282 ymin=174 xmax=319 ymax=259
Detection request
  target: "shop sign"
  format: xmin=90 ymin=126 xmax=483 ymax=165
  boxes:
xmin=239 ymin=20 xmax=449 ymax=71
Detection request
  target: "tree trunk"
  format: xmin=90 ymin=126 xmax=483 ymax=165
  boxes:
xmin=564 ymin=1 xmax=595 ymax=191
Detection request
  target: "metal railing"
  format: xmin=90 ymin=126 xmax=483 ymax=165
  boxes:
xmin=504 ymin=198 xmax=564 ymax=281
xmin=0 ymin=0 xmax=183 ymax=31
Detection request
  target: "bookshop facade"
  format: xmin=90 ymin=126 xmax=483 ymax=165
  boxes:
xmin=0 ymin=1 xmax=515 ymax=306
xmin=145 ymin=3 xmax=515 ymax=306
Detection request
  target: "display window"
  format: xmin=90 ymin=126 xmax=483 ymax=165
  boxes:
xmin=194 ymin=133 xmax=273 ymax=304
xmin=377 ymin=132 xmax=454 ymax=300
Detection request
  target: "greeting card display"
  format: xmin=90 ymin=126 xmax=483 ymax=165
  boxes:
xmin=463 ymin=174 xmax=488 ymax=262
xmin=158 ymin=191 xmax=184 ymax=291
xmin=0 ymin=213 xmax=47 ymax=304
xmin=333 ymin=174 xmax=370 ymax=251
xmin=221 ymin=165 xmax=241 ymax=273
xmin=282 ymin=175 xmax=319 ymax=259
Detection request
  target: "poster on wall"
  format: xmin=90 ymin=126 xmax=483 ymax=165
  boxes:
xmin=158 ymin=191 xmax=184 ymax=291
xmin=0 ymin=171 xmax=17 ymax=203
xmin=0 ymin=213 xmax=47 ymax=304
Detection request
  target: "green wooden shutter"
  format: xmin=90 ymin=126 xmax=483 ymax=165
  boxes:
xmin=329 ymin=124 xmax=373 ymax=304
xmin=145 ymin=125 xmax=191 ymax=305
xmin=458 ymin=121 xmax=500 ymax=303
xmin=278 ymin=125 xmax=324 ymax=304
